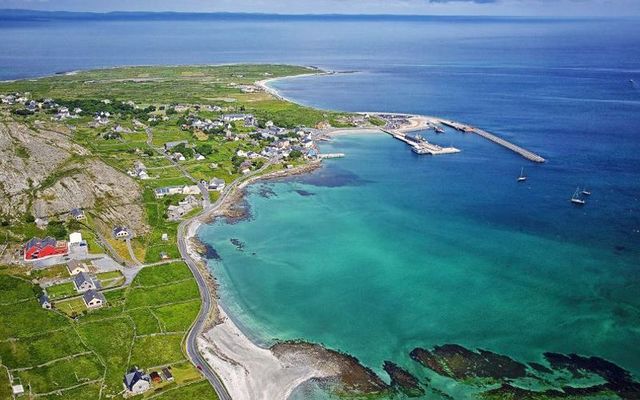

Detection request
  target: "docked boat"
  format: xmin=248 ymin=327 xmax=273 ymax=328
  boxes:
xmin=517 ymin=167 xmax=527 ymax=182
xmin=571 ymin=187 xmax=586 ymax=205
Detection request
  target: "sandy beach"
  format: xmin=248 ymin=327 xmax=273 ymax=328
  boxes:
xmin=255 ymin=70 xmax=333 ymax=102
xmin=198 ymin=306 xmax=331 ymax=400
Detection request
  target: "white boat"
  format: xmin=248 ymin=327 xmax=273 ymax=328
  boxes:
xmin=571 ymin=187 xmax=586 ymax=205
xmin=581 ymin=188 xmax=591 ymax=196
xmin=517 ymin=167 xmax=527 ymax=182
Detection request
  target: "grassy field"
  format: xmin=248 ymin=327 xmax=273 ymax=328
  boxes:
xmin=55 ymin=297 xmax=87 ymax=317
xmin=30 ymin=264 xmax=70 ymax=280
xmin=14 ymin=354 xmax=103 ymax=394
xmin=0 ymin=262 xmax=215 ymax=399
xmin=46 ymin=281 xmax=77 ymax=299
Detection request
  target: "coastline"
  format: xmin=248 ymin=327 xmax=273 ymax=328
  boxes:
xmin=184 ymin=69 xmax=547 ymax=400
xmin=255 ymin=69 xmax=337 ymax=103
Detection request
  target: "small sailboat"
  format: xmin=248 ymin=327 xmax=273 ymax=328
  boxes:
xmin=571 ymin=187 xmax=586 ymax=205
xmin=517 ymin=167 xmax=527 ymax=182
xmin=581 ymin=188 xmax=591 ymax=196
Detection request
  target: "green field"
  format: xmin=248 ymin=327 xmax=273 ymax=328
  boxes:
xmin=15 ymin=354 xmax=103 ymax=393
xmin=46 ymin=281 xmax=77 ymax=299
xmin=0 ymin=263 xmax=215 ymax=399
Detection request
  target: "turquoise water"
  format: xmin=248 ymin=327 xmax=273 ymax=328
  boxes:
xmin=201 ymin=131 xmax=639 ymax=397
xmin=2 ymin=12 xmax=638 ymax=398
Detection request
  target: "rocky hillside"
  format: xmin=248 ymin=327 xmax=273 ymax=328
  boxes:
xmin=0 ymin=120 xmax=147 ymax=234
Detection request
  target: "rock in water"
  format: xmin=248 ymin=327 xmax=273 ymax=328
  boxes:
xmin=383 ymin=361 xmax=425 ymax=397
xmin=410 ymin=344 xmax=527 ymax=380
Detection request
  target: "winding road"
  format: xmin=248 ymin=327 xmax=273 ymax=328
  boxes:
xmin=180 ymin=161 xmax=275 ymax=400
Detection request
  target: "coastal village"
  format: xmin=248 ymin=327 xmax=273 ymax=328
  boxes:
xmin=0 ymin=65 xmax=398 ymax=400
xmin=0 ymin=65 xmax=556 ymax=400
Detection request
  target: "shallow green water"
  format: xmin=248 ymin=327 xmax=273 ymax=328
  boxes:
xmin=200 ymin=133 xmax=639 ymax=398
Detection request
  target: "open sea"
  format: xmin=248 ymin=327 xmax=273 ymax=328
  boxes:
xmin=2 ymin=13 xmax=639 ymax=399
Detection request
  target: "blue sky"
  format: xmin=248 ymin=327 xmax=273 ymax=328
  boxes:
xmin=1 ymin=0 xmax=639 ymax=16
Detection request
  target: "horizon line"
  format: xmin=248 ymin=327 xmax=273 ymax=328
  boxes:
xmin=1 ymin=9 xmax=639 ymax=19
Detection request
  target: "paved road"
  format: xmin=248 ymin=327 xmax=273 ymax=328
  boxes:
xmin=125 ymin=238 xmax=142 ymax=266
xmin=180 ymin=162 xmax=274 ymax=400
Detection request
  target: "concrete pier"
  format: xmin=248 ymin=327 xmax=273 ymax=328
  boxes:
xmin=438 ymin=119 xmax=545 ymax=163
xmin=319 ymin=153 xmax=345 ymax=159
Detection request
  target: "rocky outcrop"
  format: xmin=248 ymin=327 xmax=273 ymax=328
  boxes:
xmin=410 ymin=344 xmax=527 ymax=381
xmin=410 ymin=344 xmax=640 ymax=399
xmin=0 ymin=121 xmax=147 ymax=233
xmin=272 ymin=341 xmax=390 ymax=396
xmin=383 ymin=361 xmax=425 ymax=397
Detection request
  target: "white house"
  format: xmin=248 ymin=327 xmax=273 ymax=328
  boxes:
xmin=83 ymin=290 xmax=106 ymax=308
xmin=124 ymin=369 xmax=151 ymax=394
xmin=67 ymin=259 xmax=89 ymax=275
xmin=113 ymin=227 xmax=130 ymax=239
xmin=11 ymin=384 xmax=24 ymax=396
xmin=73 ymin=272 xmax=96 ymax=293
xmin=70 ymin=208 xmax=85 ymax=220
xmin=208 ymin=178 xmax=226 ymax=192
xmin=39 ymin=294 xmax=52 ymax=310
xmin=154 ymin=186 xmax=183 ymax=198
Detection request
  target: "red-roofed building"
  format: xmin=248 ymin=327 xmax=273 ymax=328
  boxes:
xmin=23 ymin=237 xmax=68 ymax=261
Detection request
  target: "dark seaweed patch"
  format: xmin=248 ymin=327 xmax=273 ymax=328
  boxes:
xmin=257 ymin=184 xmax=277 ymax=198
xmin=202 ymin=243 xmax=222 ymax=261
xmin=230 ymin=238 xmax=245 ymax=251
xmin=294 ymin=189 xmax=315 ymax=197
xmin=295 ymin=167 xmax=369 ymax=188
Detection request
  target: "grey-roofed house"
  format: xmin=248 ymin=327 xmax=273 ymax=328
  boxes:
xmin=67 ymin=259 xmax=89 ymax=275
xmin=70 ymin=208 xmax=85 ymax=220
xmin=163 ymin=140 xmax=188 ymax=151
xmin=208 ymin=178 xmax=226 ymax=192
xmin=73 ymin=271 xmax=96 ymax=293
xmin=39 ymin=294 xmax=52 ymax=310
xmin=113 ymin=226 xmax=130 ymax=239
xmin=83 ymin=290 xmax=106 ymax=308
xmin=123 ymin=368 xmax=150 ymax=394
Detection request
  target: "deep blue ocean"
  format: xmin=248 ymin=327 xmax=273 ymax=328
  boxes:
xmin=2 ymin=13 xmax=639 ymax=399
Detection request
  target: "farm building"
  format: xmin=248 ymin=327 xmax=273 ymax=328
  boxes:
xmin=23 ymin=237 xmax=68 ymax=261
